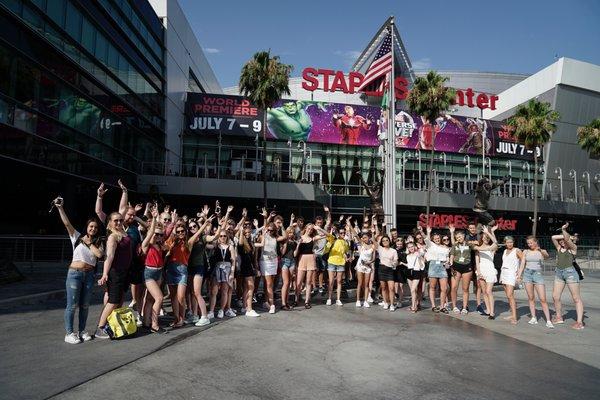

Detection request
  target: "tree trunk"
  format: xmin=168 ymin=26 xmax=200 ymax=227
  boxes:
xmin=263 ymin=112 xmax=268 ymax=209
xmin=532 ymin=152 xmax=538 ymax=237
xmin=425 ymin=147 xmax=435 ymax=226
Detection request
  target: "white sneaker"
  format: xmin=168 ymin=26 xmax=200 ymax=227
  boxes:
xmin=528 ymin=317 xmax=538 ymax=325
xmin=546 ymin=321 xmax=555 ymax=329
xmin=64 ymin=333 xmax=81 ymax=344
xmin=134 ymin=311 xmax=143 ymax=327
xmin=367 ymin=295 xmax=374 ymax=303
xmin=79 ymin=331 xmax=93 ymax=342
xmin=159 ymin=308 xmax=166 ymax=317
xmin=461 ymin=308 xmax=468 ymax=315
xmin=389 ymin=305 xmax=396 ymax=312
xmin=195 ymin=316 xmax=210 ymax=326
xmin=453 ymin=307 xmax=461 ymax=314
xmin=207 ymin=311 xmax=215 ymax=320
xmin=363 ymin=301 xmax=371 ymax=308
xmin=225 ymin=309 xmax=236 ymax=318
xmin=217 ymin=309 xmax=224 ymax=319
xmin=326 ymin=298 xmax=332 ymax=306
xmin=381 ymin=302 xmax=389 ymax=309
xmin=355 ymin=301 xmax=362 ymax=308
xmin=269 ymin=305 xmax=276 ymax=314
xmin=246 ymin=309 xmax=260 ymax=317
xmin=336 ymin=300 xmax=343 ymax=306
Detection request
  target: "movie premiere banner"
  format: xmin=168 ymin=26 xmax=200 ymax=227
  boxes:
xmin=265 ymin=100 xmax=381 ymax=146
xmin=186 ymin=93 xmax=265 ymax=137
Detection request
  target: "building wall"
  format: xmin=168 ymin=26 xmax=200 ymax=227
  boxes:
xmin=149 ymin=0 xmax=221 ymax=174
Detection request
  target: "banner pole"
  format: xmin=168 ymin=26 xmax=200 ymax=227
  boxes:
xmin=387 ymin=18 xmax=397 ymax=230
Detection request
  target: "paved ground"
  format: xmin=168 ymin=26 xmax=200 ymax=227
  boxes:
xmin=0 ymin=269 xmax=598 ymax=400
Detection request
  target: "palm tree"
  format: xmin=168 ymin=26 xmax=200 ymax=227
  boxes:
xmin=507 ymin=99 xmax=559 ymax=237
xmin=406 ymin=71 xmax=456 ymax=225
xmin=239 ymin=51 xmax=292 ymax=208
xmin=577 ymin=118 xmax=600 ymax=156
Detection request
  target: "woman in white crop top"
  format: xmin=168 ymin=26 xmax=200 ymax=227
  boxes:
xmin=54 ymin=197 xmax=104 ymax=345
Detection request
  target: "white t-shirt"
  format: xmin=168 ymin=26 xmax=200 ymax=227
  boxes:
xmin=69 ymin=230 xmax=98 ymax=266
xmin=425 ymin=240 xmax=450 ymax=262
xmin=406 ymin=252 xmax=425 ymax=271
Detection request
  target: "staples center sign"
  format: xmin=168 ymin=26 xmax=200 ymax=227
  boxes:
xmin=301 ymin=67 xmax=499 ymax=111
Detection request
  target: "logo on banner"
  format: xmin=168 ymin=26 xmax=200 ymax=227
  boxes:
xmin=418 ymin=213 xmax=517 ymax=231
xmin=394 ymin=111 xmax=416 ymax=147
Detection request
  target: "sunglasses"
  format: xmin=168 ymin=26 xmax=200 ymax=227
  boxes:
xmin=176 ymin=230 xmax=185 ymax=234
xmin=267 ymin=229 xmax=274 ymax=232
xmin=442 ymin=238 xmax=450 ymax=241
xmin=163 ymin=218 xmax=172 ymax=222
xmin=219 ymin=234 xmax=228 ymax=238
xmin=154 ymin=233 xmax=164 ymax=237
xmin=189 ymin=225 xmax=198 ymax=229
xmin=112 ymin=219 xmax=123 ymax=223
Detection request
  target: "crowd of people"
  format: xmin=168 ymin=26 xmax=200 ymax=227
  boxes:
xmin=54 ymin=181 xmax=586 ymax=344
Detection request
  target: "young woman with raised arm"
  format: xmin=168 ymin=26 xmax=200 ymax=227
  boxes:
xmin=423 ymin=225 xmax=451 ymax=313
xmin=187 ymin=213 xmax=215 ymax=326
xmin=551 ymin=223 xmax=584 ymax=329
xmin=294 ymin=223 xmax=327 ymax=309
xmin=95 ymin=211 xmax=133 ymax=339
xmin=140 ymin=207 xmax=168 ymax=333
xmin=499 ymin=236 xmax=523 ymax=324
xmin=54 ymin=197 xmax=104 ymax=344
xmin=474 ymin=225 xmax=499 ymax=320
xmin=517 ymin=236 xmax=554 ymax=328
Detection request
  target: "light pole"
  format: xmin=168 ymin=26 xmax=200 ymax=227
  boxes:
xmin=555 ymin=167 xmax=563 ymax=201
xmin=582 ymin=171 xmax=591 ymax=203
xmin=505 ymin=160 xmax=513 ymax=197
xmin=298 ymin=140 xmax=307 ymax=182
xmin=485 ymin=157 xmax=492 ymax=183
xmin=539 ymin=166 xmax=546 ymax=199
xmin=416 ymin=149 xmax=422 ymax=191
xmin=402 ymin=151 xmax=411 ymax=190
xmin=307 ymin=147 xmax=313 ymax=183
xmin=569 ymin=169 xmax=578 ymax=203
xmin=286 ymin=138 xmax=292 ymax=180
xmin=463 ymin=155 xmax=471 ymax=194
xmin=523 ymin=162 xmax=531 ymax=198
xmin=439 ymin=152 xmax=447 ymax=192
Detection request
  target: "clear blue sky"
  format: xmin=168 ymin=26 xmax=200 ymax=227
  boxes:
xmin=179 ymin=0 xmax=600 ymax=89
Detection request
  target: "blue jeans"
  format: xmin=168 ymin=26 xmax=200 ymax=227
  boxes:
xmin=64 ymin=269 xmax=95 ymax=334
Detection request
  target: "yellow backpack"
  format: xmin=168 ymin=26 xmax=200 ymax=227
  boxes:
xmin=107 ymin=307 xmax=138 ymax=339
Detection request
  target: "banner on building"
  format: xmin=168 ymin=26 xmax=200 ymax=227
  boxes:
xmin=266 ymin=100 xmax=381 ymax=146
xmin=185 ymin=93 xmax=538 ymax=160
xmin=186 ymin=93 xmax=265 ymax=137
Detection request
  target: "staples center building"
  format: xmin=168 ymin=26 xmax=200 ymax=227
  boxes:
xmin=2 ymin=2 xmax=599 ymax=239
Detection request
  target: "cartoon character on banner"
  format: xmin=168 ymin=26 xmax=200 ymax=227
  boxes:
xmin=394 ymin=111 xmax=416 ymax=147
xmin=332 ymin=105 xmax=372 ymax=145
xmin=416 ymin=114 xmax=460 ymax=150
xmin=377 ymin=109 xmax=388 ymax=157
xmin=267 ymin=101 xmax=329 ymax=141
xmin=458 ymin=118 xmax=492 ymax=155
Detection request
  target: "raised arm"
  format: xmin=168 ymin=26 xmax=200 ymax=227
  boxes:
xmin=561 ymin=223 xmax=577 ymax=253
xmin=55 ymin=197 xmax=76 ymax=237
xmin=117 ymin=179 xmax=128 ymax=218
xmin=141 ymin=208 xmax=158 ymax=254
xmin=448 ymin=224 xmax=456 ymax=246
xmin=324 ymin=206 xmax=332 ymax=230
xmin=95 ymin=183 xmax=108 ymax=223
xmin=98 ymin=234 xmax=117 ymax=286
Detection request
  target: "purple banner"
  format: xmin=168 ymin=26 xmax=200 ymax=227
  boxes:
xmin=266 ymin=100 xmax=381 ymax=146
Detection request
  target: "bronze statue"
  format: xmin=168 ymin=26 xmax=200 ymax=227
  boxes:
xmin=357 ymin=169 xmax=385 ymax=221
xmin=473 ymin=176 xmax=510 ymax=226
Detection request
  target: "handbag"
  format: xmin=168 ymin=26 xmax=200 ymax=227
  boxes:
xmin=107 ymin=307 xmax=138 ymax=339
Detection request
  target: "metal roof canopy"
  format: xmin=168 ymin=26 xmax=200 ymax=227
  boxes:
xmin=351 ymin=16 xmax=415 ymax=84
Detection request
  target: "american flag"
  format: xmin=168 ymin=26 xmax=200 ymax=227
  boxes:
xmin=357 ymin=30 xmax=392 ymax=93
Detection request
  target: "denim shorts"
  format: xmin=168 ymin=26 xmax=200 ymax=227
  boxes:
xmin=166 ymin=263 xmax=188 ymax=286
xmin=522 ymin=268 xmax=544 ymax=285
xmin=281 ymin=258 xmax=296 ymax=269
xmin=555 ymin=267 xmax=580 ymax=284
xmin=327 ymin=263 xmax=345 ymax=273
xmin=144 ymin=266 xmax=163 ymax=282
xmin=427 ymin=260 xmax=447 ymax=279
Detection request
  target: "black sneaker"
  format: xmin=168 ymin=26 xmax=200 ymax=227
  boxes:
xmin=476 ymin=303 xmax=485 ymax=315
xmin=440 ymin=308 xmax=449 ymax=314
xmin=488 ymin=315 xmax=496 ymax=320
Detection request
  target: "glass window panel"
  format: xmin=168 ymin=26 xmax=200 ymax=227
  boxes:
xmin=23 ymin=5 xmax=43 ymax=34
xmin=46 ymin=0 xmax=65 ymax=27
xmin=3 ymin=0 xmax=21 ymax=14
xmin=39 ymin=72 xmax=59 ymax=118
xmin=81 ymin=18 xmax=95 ymax=53
xmin=65 ymin=2 xmax=81 ymax=41
xmin=107 ymin=44 xmax=118 ymax=75
xmin=14 ymin=59 xmax=40 ymax=105
xmin=0 ymin=45 xmax=12 ymax=95
xmin=30 ymin=0 xmax=45 ymax=10
xmin=44 ymin=25 xmax=63 ymax=50
xmin=94 ymin=33 xmax=108 ymax=63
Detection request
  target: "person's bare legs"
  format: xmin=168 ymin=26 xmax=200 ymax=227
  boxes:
xmin=386 ymin=281 xmax=395 ymax=306
xmin=439 ymin=278 xmax=448 ymax=309
xmin=356 ymin=273 xmax=364 ymax=303
xmin=461 ymin=272 xmax=472 ymax=310
xmin=296 ymin=269 xmax=307 ymax=304
xmin=429 ymin=277 xmax=439 ymax=309
xmin=209 ymin=280 xmax=219 ymax=313
xmin=244 ymin=277 xmax=255 ymax=311
xmin=567 ymin=282 xmax=584 ymax=327
xmin=281 ymin=268 xmax=291 ymax=307
xmin=503 ymin=284 xmax=517 ymax=323
xmin=525 ymin=283 xmax=537 ymax=319
xmin=336 ymin=272 xmax=343 ymax=302
xmin=327 ymin=270 xmax=336 ymax=302
xmin=193 ymin=275 xmax=207 ymax=318
xmin=305 ymin=270 xmax=315 ymax=304
xmin=484 ymin=281 xmax=494 ymax=316
xmin=145 ymin=279 xmax=164 ymax=329
xmin=451 ymin=271 xmax=461 ymax=309
xmin=534 ymin=284 xmax=551 ymax=322
xmin=552 ymin=280 xmax=566 ymax=322
xmin=408 ymin=278 xmax=419 ymax=311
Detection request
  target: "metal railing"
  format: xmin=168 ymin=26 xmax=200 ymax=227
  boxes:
xmin=0 ymin=235 xmax=73 ymax=264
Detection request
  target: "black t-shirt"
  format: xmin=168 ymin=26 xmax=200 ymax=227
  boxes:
xmin=396 ymin=248 xmax=407 ymax=268
xmin=466 ymin=233 xmax=480 ymax=266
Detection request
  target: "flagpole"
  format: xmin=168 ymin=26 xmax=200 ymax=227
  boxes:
xmin=386 ymin=17 xmax=397 ymax=231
